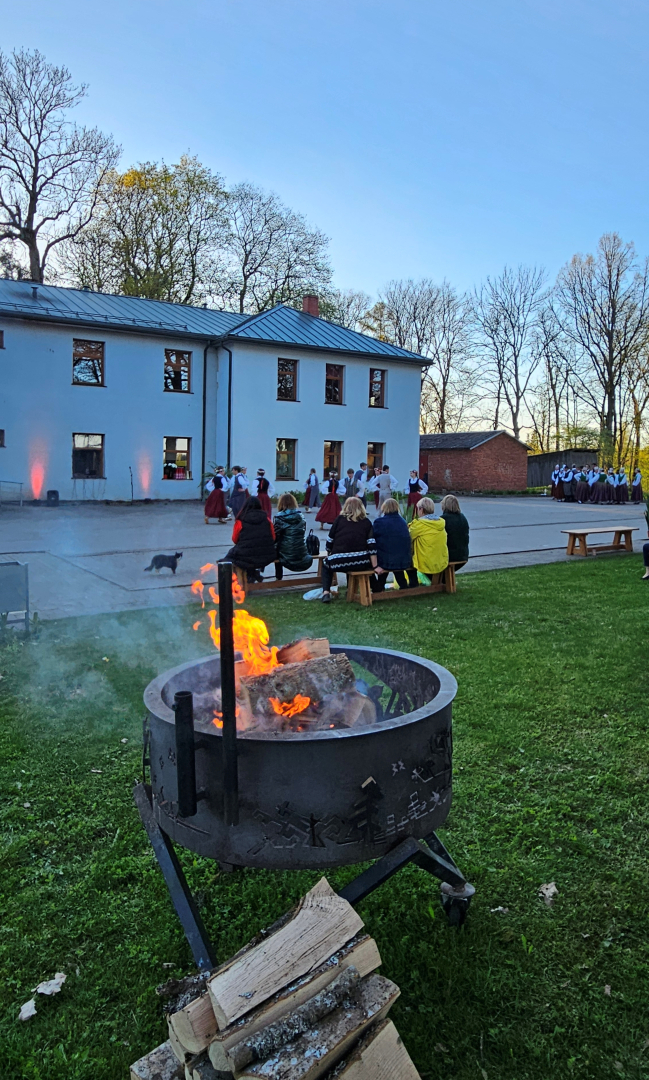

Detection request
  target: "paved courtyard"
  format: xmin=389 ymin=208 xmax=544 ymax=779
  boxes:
xmin=0 ymin=496 xmax=645 ymax=620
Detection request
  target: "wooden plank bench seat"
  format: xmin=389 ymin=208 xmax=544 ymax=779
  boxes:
xmin=235 ymin=553 xmax=329 ymax=597
xmin=346 ymin=564 xmax=460 ymax=607
xmin=562 ymin=526 xmax=638 ymax=557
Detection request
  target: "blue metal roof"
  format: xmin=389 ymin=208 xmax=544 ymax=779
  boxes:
xmin=226 ymin=304 xmax=424 ymax=363
xmin=0 ymin=279 xmax=244 ymax=338
xmin=0 ymin=280 xmax=424 ymax=362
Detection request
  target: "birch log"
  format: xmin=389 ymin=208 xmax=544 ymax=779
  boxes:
xmin=325 ymin=1019 xmax=421 ymax=1080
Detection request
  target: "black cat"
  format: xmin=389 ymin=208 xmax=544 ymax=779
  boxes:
xmin=144 ymin=552 xmax=183 ymax=574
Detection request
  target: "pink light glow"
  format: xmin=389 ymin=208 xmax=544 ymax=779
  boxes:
xmin=138 ymin=455 xmax=152 ymax=495
xmin=29 ymin=440 xmax=48 ymax=499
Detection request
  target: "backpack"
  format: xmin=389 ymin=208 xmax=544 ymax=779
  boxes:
xmin=306 ymin=529 xmax=320 ymax=556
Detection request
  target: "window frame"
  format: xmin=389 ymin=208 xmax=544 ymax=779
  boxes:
xmin=323 ymin=440 xmax=343 ymax=477
xmin=163 ymin=436 xmax=192 ymax=480
xmin=0 ymin=330 xmax=5 ymax=349
xmin=277 ymin=358 xmax=298 ymax=401
xmin=366 ymin=442 xmax=384 ymax=472
xmin=276 ymin=438 xmax=297 ymax=480
xmin=369 ymin=368 xmax=386 ymax=408
xmin=72 ymin=433 xmax=105 ymax=479
xmin=164 ymin=349 xmax=192 ymax=393
xmin=72 ymin=338 xmax=105 ymax=387
xmin=325 ymin=363 xmax=345 ymax=405
xmin=0 ymin=429 xmax=5 ymax=448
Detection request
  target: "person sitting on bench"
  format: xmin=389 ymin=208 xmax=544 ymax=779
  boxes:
xmin=440 ymin=494 xmax=469 ymax=571
xmin=408 ymin=497 xmax=449 ymax=584
xmin=273 ymin=493 xmax=313 ymax=580
xmin=371 ymin=498 xmax=417 ymax=591
xmin=321 ymin=496 xmax=377 ymax=604
xmin=226 ymin=497 xmax=276 ymax=583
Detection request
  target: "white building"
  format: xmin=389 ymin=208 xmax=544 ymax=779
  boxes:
xmin=0 ymin=281 xmax=424 ymax=502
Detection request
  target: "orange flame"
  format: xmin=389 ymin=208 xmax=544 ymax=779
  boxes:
xmin=192 ymin=620 xmax=201 ymax=631
xmin=213 ymin=706 xmax=240 ymax=729
xmin=208 ymin=586 xmax=219 ymax=604
xmin=201 ymin=563 xmax=215 ymax=573
xmin=191 ymin=580 xmax=205 ymax=607
xmin=232 ymin=574 xmax=246 ymax=604
xmin=269 ymin=694 xmax=311 ymax=717
xmin=208 ymin=608 xmax=279 ymax=675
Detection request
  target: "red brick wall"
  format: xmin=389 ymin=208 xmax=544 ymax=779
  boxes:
xmin=422 ymin=434 xmax=527 ymax=492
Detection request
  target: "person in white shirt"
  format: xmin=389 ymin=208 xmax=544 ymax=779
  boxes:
xmin=251 ymin=469 xmax=275 ymax=520
xmin=304 ymin=469 xmax=320 ymax=512
xmin=615 ymin=467 xmax=629 ymax=504
xmin=632 ymin=468 xmax=643 ymax=503
xmin=405 ymin=471 xmax=428 ymax=520
xmin=229 ymin=466 xmax=249 ymax=517
xmin=315 ymin=472 xmax=345 ymax=529
xmin=375 ymin=466 xmax=398 ymax=509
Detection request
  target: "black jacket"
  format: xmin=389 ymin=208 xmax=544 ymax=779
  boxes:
xmin=227 ymin=508 xmax=276 ymax=570
xmin=441 ymin=511 xmax=470 ymax=563
xmin=274 ymin=508 xmax=313 ymax=572
xmin=325 ymin=516 xmax=376 ymax=571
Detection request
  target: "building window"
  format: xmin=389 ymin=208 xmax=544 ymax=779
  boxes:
xmin=163 ymin=437 xmax=191 ymax=479
xmin=72 ymin=433 xmax=104 ymax=478
xmin=324 ymin=440 xmax=342 ymax=477
xmin=369 ymin=369 xmax=386 ymax=408
xmin=276 ymin=438 xmax=296 ymax=480
xmin=73 ymin=339 xmax=105 ymax=386
xmin=277 ymin=358 xmax=297 ymax=400
xmin=367 ymin=442 xmax=384 ymax=472
xmin=164 ymin=349 xmax=191 ymax=392
xmin=0 ymin=429 xmax=5 ymax=447
xmin=0 ymin=330 xmax=5 ymax=349
xmin=325 ymin=364 xmax=344 ymax=404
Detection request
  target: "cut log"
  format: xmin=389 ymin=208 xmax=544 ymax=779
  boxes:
xmin=185 ymin=1053 xmax=229 ymax=1080
xmin=276 ymin=639 xmax=330 ymax=665
xmin=227 ymin=967 xmax=361 ymax=1072
xmin=239 ymin=655 xmax=355 ymax=717
xmin=130 ymin=1040 xmax=184 ymax=1080
xmin=207 ymin=878 xmax=363 ymax=1030
xmin=324 ymin=1019 xmax=421 ymax=1080
xmin=169 ymin=993 xmax=219 ymax=1056
xmin=208 ymin=934 xmax=381 ymax=1072
xmin=236 ymin=975 xmax=399 ymax=1080
xmin=168 ymin=1024 xmax=195 ymax=1065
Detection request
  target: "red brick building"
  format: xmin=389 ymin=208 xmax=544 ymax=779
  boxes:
xmin=419 ymin=431 xmax=528 ymax=492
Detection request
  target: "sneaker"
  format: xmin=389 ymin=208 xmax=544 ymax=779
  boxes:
xmin=321 ymin=592 xmax=332 ymax=603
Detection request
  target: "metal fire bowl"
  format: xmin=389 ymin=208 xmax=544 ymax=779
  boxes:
xmin=144 ymin=646 xmax=457 ymax=870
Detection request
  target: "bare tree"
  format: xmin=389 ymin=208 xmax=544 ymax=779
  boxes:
xmin=215 ymin=183 xmax=331 ymax=313
xmin=62 ymin=157 xmax=227 ymax=304
xmin=528 ymin=305 xmax=572 ymax=451
xmin=472 ymin=265 xmax=546 ymax=439
xmin=554 ymin=233 xmax=649 ymax=458
xmin=318 ymin=287 xmax=371 ymax=330
xmin=0 ymin=49 xmax=118 ymax=282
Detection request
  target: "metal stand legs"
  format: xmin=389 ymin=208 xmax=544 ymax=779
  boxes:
xmin=133 ymin=783 xmax=475 ymax=971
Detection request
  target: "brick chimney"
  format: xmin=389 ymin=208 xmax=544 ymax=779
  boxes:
xmin=302 ymin=294 xmax=319 ymax=317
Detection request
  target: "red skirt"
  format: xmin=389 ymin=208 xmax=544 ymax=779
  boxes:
xmin=407 ymin=492 xmax=422 ymax=507
xmin=316 ymin=493 xmax=342 ymax=524
xmin=204 ymin=488 xmax=228 ymax=519
xmin=258 ymin=492 xmax=273 ymax=520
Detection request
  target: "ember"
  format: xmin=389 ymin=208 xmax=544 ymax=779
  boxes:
xmin=269 ymin=694 xmax=311 ymax=717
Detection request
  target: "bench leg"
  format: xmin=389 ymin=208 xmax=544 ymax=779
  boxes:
xmin=445 ymin=565 xmax=456 ymax=593
xmin=346 ymin=575 xmax=357 ymax=604
xmin=235 ymin=566 xmax=247 ymax=596
xmin=566 ymin=536 xmax=575 ymax=556
xmin=359 ymin=576 xmax=372 ymax=607
xmin=623 ymin=531 xmax=633 ymax=551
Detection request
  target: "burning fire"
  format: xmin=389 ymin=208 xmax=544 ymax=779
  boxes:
xmin=191 ymin=580 xmax=205 ymax=607
xmin=269 ymin=694 xmax=311 ymax=718
xmin=208 ymin=608 xmax=279 ymax=675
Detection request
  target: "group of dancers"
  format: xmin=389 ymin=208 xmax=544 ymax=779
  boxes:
xmin=204 ymin=462 xmax=430 ymax=528
xmin=550 ymin=464 xmax=644 ymax=504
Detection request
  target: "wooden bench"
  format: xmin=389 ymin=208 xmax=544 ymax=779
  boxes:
xmin=562 ymin=526 xmax=638 ymax=557
xmin=346 ymin=564 xmax=459 ymax=607
xmin=235 ymin=553 xmax=330 ymax=597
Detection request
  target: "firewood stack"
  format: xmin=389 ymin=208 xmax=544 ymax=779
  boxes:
xmin=130 ymin=878 xmax=420 ymax=1080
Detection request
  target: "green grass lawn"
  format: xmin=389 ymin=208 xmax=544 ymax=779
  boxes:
xmin=1 ymin=558 xmax=648 ymax=1080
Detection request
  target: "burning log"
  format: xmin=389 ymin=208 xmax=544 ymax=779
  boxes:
xmin=238 ymin=655 xmax=355 ymax=721
xmin=276 ymin=638 xmax=330 ymax=665
xmin=207 ymin=878 xmax=363 ymax=1029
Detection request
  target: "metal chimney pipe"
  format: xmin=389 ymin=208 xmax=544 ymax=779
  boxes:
xmin=218 ymin=560 xmax=239 ymax=826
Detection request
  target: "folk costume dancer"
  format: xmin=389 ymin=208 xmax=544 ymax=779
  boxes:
xmin=304 ymin=469 xmax=320 ymax=512
xmin=204 ymin=468 xmax=229 ymax=524
xmin=343 ymin=469 xmax=364 ymax=501
xmin=615 ymin=467 xmax=629 ymax=504
xmin=368 ymin=467 xmax=382 ymax=508
xmin=354 ymin=463 xmax=369 ymax=506
xmin=591 ymin=468 xmax=606 ymax=503
xmin=315 ymin=473 xmax=345 ymax=530
xmin=550 ymin=464 xmax=561 ymax=500
xmin=229 ymin=466 xmax=249 ymax=518
xmin=562 ymin=465 xmax=575 ymax=502
xmin=632 ymin=469 xmax=643 ymax=503
xmin=251 ymin=469 xmax=275 ymax=521
xmin=405 ymin=471 xmax=428 ymax=520
xmin=575 ymin=469 xmax=590 ymax=504
xmin=605 ymin=468 xmax=617 ymax=504
xmin=376 ymin=465 xmax=399 ymax=509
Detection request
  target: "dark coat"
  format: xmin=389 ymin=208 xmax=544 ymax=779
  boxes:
xmin=227 ymin=508 xmax=276 ymax=570
xmin=441 ymin=511 xmax=470 ymax=563
xmin=274 ymin=508 xmax=313 ymax=572
xmin=325 ymin=516 xmax=376 ymax=572
xmin=372 ymin=513 xmax=412 ymax=570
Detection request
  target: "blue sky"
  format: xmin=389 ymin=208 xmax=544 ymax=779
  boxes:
xmin=4 ymin=0 xmax=648 ymax=297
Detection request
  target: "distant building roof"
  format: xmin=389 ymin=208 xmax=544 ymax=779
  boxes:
xmin=0 ymin=279 xmax=424 ymax=363
xmin=420 ymin=431 xmax=527 ymax=451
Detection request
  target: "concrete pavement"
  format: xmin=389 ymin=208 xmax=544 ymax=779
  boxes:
xmin=0 ymin=496 xmax=645 ymax=620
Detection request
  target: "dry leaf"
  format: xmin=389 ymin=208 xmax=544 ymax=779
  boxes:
xmin=91 ymin=769 xmax=102 ymax=774
xmin=19 ymin=999 xmax=36 ymax=1021
xmin=491 ymin=906 xmax=510 ymax=914
xmin=604 ymin=984 xmax=611 ymax=996
xmin=35 ymin=972 xmax=66 ymax=996
xmin=434 ymin=1043 xmax=450 ymax=1054
xmin=539 ymin=881 xmax=559 ymax=906
xmin=23 ymin=802 xmax=31 ymax=808
xmin=102 ymin=657 xmax=110 ymax=662
xmin=120 ymin=738 xmax=128 ymax=743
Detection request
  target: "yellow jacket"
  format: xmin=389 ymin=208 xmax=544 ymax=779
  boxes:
xmin=408 ymin=516 xmax=449 ymax=575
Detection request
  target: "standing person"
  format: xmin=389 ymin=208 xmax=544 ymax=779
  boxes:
xmin=273 ymin=493 xmax=313 ymax=579
xmin=226 ymin=497 xmax=276 ymax=583
xmin=376 ymin=465 xmax=399 ymax=509
xmin=575 ymin=468 xmax=589 ymax=504
xmin=405 ymin=470 xmax=428 ymax=520
xmin=550 ymin=464 xmax=561 ymax=500
xmin=204 ymin=467 xmax=229 ymax=524
xmin=304 ymin=468 xmax=320 ymax=512
xmin=408 ymin=497 xmax=449 ymax=584
xmin=605 ymin=467 xmax=617 ymax=504
xmin=632 ymin=467 xmax=643 ymax=503
xmin=315 ymin=472 xmax=344 ymax=529
xmin=440 ymin=494 xmax=470 ymax=571
xmin=343 ymin=468 xmax=363 ymax=500
xmin=371 ymin=498 xmax=416 ymax=591
xmin=320 ymin=497 xmax=377 ymax=603
xmin=229 ymin=466 xmax=249 ymax=518
xmin=354 ymin=462 xmax=369 ymax=506
xmin=615 ymin=466 xmax=629 ymax=504
xmin=368 ymin=467 xmax=382 ymax=509
xmin=251 ymin=469 xmax=274 ymax=520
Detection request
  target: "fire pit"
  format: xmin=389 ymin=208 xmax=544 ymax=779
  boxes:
xmin=135 ymin=562 xmax=474 ymax=970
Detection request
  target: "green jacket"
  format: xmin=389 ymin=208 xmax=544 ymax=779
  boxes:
xmin=273 ymin=508 xmax=313 ymax=572
xmin=441 ymin=511 xmax=470 ymax=563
